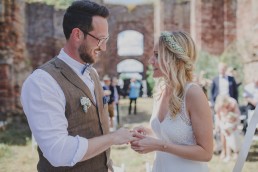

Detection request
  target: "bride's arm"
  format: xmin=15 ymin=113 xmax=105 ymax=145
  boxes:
xmin=160 ymin=85 xmax=213 ymax=161
xmin=131 ymin=85 xmax=213 ymax=162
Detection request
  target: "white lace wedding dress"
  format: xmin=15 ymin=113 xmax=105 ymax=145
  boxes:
xmin=150 ymin=83 xmax=209 ymax=172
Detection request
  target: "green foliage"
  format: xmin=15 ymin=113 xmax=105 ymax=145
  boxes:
xmin=195 ymin=50 xmax=219 ymax=80
xmin=0 ymin=144 xmax=11 ymax=159
xmin=220 ymin=42 xmax=244 ymax=82
xmin=146 ymin=65 xmax=155 ymax=96
xmin=0 ymin=120 xmax=31 ymax=145
xmin=26 ymin=0 xmax=73 ymax=9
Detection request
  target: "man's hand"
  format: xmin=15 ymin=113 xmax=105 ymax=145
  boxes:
xmin=110 ymin=128 xmax=137 ymax=145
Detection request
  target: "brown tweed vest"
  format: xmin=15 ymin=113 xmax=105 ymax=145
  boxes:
xmin=37 ymin=57 xmax=111 ymax=172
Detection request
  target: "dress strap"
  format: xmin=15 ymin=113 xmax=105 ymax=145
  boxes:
xmin=180 ymin=83 xmax=199 ymax=126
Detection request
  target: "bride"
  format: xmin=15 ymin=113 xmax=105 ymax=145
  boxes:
xmin=131 ymin=31 xmax=213 ymax=172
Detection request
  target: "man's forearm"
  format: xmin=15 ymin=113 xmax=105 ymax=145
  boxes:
xmin=80 ymin=133 xmax=114 ymax=161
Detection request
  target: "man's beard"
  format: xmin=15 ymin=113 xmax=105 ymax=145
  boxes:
xmin=78 ymin=42 xmax=94 ymax=64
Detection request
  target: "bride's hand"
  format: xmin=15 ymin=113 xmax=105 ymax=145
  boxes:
xmin=132 ymin=126 xmax=148 ymax=136
xmin=131 ymin=132 xmax=161 ymax=154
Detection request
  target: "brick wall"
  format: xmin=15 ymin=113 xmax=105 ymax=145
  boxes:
xmin=2 ymin=0 xmax=256 ymax=116
xmin=237 ymin=0 xmax=258 ymax=83
xmin=191 ymin=0 xmax=236 ymax=55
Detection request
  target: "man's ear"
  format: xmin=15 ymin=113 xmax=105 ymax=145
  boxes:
xmin=71 ymin=28 xmax=84 ymax=41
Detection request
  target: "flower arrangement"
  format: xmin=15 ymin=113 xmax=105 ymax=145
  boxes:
xmin=80 ymin=97 xmax=91 ymax=113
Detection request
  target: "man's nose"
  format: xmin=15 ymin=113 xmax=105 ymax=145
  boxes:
xmin=100 ymin=42 xmax=107 ymax=51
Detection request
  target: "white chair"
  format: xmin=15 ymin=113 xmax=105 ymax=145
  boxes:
xmin=113 ymin=164 xmax=125 ymax=172
xmin=146 ymin=162 xmax=152 ymax=172
xmin=233 ymin=106 xmax=258 ymax=172
xmin=31 ymin=134 xmax=37 ymax=151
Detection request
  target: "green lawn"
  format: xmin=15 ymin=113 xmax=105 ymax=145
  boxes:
xmin=0 ymin=98 xmax=257 ymax=172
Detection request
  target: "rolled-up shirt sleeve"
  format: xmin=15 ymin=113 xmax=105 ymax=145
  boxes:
xmin=21 ymin=69 xmax=88 ymax=167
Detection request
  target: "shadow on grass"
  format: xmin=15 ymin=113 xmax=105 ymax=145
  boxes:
xmin=0 ymin=117 xmax=31 ymax=146
xmin=120 ymin=110 xmax=151 ymax=124
xmin=246 ymin=141 xmax=258 ymax=162
xmin=118 ymin=98 xmax=153 ymax=125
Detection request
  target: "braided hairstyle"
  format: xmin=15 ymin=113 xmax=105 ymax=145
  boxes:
xmin=157 ymin=31 xmax=197 ymax=118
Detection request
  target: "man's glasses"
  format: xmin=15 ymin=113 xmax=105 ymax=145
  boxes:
xmin=84 ymin=31 xmax=109 ymax=47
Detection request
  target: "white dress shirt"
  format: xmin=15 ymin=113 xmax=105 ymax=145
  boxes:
xmin=20 ymin=49 xmax=96 ymax=167
xmin=243 ymin=83 xmax=258 ymax=101
xmin=219 ymin=75 xmax=229 ymax=96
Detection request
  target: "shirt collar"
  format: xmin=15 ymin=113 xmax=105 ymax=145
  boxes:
xmin=57 ymin=49 xmax=92 ymax=75
xmin=219 ymin=74 xmax=227 ymax=79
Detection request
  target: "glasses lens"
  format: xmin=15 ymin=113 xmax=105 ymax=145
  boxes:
xmin=98 ymin=37 xmax=109 ymax=46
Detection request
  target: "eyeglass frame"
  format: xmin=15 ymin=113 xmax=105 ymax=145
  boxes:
xmin=79 ymin=28 xmax=109 ymax=47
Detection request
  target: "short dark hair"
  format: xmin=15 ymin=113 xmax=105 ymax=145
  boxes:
xmin=63 ymin=0 xmax=109 ymax=40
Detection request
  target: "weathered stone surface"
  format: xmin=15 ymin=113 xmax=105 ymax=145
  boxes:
xmin=162 ymin=0 xmax=191 ymax=32
xmin=191 ymin=0 xmax=236 ymax=55
xmin=237 ymin=0 xmax=258 ymax=83
xmin=96 ymin=3 xmax=154 ymax=79
xmin=0 ymin=0 xmax=257 ymax=116
xmin=0 ymin=0 xmax=27 ymax=116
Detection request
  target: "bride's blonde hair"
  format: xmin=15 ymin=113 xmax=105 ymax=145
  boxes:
xmin=155 ymin=31 xmax=197 ymax=117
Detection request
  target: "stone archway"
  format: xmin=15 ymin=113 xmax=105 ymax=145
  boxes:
xmin=117 ymin=30 xmax=144 ymax=57
xmin=93 ymin=3 xmax=154 ymax=79
xmin=117 ymin=59 xmax=144 ymax=97
xmin=117 ymin=59 xmax=144 ymax=78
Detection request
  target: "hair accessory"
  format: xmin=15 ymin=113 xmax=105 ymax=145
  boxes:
xmin=161 ymin=31 xmax=185 ymax=54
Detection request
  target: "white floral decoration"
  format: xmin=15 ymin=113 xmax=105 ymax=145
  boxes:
xmin=80 ymin=97 xmax=91 ymax=113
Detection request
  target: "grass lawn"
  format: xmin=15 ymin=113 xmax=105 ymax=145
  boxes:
xmin=0 ymin=98 xmax=258 ymax=172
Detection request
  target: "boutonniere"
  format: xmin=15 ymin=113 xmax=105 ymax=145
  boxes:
xmin=80 ymin=97 xmax=91 ymax=113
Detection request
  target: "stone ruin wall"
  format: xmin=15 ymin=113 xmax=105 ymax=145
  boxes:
xmin=237 ymin=0 xmax=258 ymax=83
xmin=0 ymin=0 xmax=29 ymax=118
xmin=1 ymin=0 xmax=257 ymax=116
xmin=191 ymin=0 xmax=237 ymax=55
xmin=94 ymin=3 xmax=154 ymax=79
xmin=26 ymin=3 xmax=65 ymax=69
xmin=162 ymin=0 xmax=191 ymax=33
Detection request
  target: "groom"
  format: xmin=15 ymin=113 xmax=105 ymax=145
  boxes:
xmin=21 ymin=1 xmax=134 ymax=172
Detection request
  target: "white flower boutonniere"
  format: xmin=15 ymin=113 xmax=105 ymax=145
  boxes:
xmin=80 ymin=97 xmax=91 ymax=113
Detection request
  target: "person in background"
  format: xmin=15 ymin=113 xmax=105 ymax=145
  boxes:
xmin=243 ymin=78 xmax=258 ymax=126
xmin=214 ymin=95 xmax=241 ymax=162
xmin=226 ymin=67 xmax=242 ymax=88
xmin=128 ymin=78 xmax=141 ymax=115
xmin=194 ymin=71 xmax=211 ymax=98
xmin=20 ymin=1 xmax=135 ymax=171
xmin=112 ymin=77 xmax=122 ymax=125
xmin=243 ymin=78 xmax=258 ymax=111
xmin=211 ymin=63 xmax=238 ymax=106
xmin=103 ymin=75 xmax=115 ymax=130
xmin=131 ymin=31 xmax=213 ymax=172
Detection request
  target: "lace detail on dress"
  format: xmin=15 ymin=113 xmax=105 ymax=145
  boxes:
xmin=178 ymin=83 xmax=197 ymax=126
xmin=179 ymin=100 xmax=192 ymax=126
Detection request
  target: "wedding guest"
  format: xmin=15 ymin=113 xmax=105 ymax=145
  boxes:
xmin=103 ymin=75 xmax=115 ymax=129
xmin=112 ymin=77 xmax=122 ymax=125
xmin=214 ymin=95 xmax=241 ymax=162
xmin=243 ymin=78 xmax=258 ymax=111
xmin=211 ymin=63 xmax=238 ymax=106
xmin=131 ymin=31 xmax=213 ymax=172
xmin=128 ymin=78 xmax=141 ymax=115
xmin=20 ymin=1 xmax=135 ymax=171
